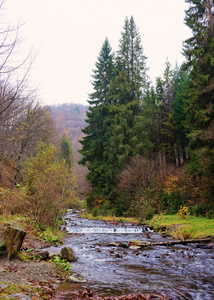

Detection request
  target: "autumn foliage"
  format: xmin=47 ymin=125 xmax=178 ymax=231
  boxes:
xmin=24 ymin=142 xmax=77 ymax=228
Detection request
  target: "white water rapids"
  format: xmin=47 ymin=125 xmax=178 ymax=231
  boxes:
xmin=66 ymin=226 xmax=152 ymax=233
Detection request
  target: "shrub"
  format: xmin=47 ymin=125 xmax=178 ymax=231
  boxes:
xmin=92 ymin=207 xmax=99 ymax=217
xmin=0 ymin=187 xmax=26 ymax=216
xmin=191 ymin=203 xmax=208 ymax=217
xmin=177 ymin=206 xmax=190 ymax=219
xmin=24 ymin=142 xmax=77 ymax=228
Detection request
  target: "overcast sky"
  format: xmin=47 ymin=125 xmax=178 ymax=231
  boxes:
xmin=4 ymin=0 xmax=191 ymax=106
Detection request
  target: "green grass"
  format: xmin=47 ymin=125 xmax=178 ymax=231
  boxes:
xmin=149 ymin=214 xmax=214 ymax=239
xmin=80 ymin=211 xmax=138 ymax=223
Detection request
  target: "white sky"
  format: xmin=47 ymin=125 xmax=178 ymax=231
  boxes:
xmin=4 ymin=0 xmax=191 ymax=106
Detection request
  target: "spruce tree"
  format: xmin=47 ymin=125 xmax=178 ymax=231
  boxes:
xmin=107 ymin=16 xmax=148 ymax=168
xmin=79 ymin=38 xmax=115 ymax=198
xmin=183 ymin=0 xmax=214 ymax=197
xmin=173 ymin=64 xmax=189 ymax=165
xmin=60 ymin=130 xmax=74 ymax=167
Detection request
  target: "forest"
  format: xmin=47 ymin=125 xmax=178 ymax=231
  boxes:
xmin=79 ymin=1 xmax=214 ymax=220
xmin=0 ymin=0 xmax=213 ymax=230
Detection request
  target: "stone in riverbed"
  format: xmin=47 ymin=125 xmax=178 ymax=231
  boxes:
xmin=129 ymin=239 xmax=150 ymax=247
xmin=129 ymin=245 xmax=142 ymax=250
xmin=118 ymin=242 xmax=128 ymax=248
xmin=66 ymin=276 xmax=86 ymax=283
xmin=60 ymin=246 xmax=78 ymax=262
xmin=35 ymin=250 xmax=49 ymax=260
xmin=48 ymin=252 xmax=61 ymax=259
xmin=106 ymin=242 xmax=118 ymax=247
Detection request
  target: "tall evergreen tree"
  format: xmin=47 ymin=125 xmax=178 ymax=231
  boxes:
xmin=107 ymin=16 xmax=148 ymax=168
xmin=60 ymin=130 xmax=74 ymax=167
xmin=79 ymin=38 xmax=115 ymax=197
xmin=173 ymin=64 xmax=189 ymax=165
xmin=183 ymin=0 xmax=214 ymax=197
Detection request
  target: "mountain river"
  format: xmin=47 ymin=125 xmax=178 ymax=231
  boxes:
xmin=51 ymin=210 xmax=214 ymax=299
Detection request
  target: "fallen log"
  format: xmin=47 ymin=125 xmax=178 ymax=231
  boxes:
xmin=150 ymin=237 xmax=212 ymax=246
xmin=129 ymin=237 xmax=212 ymax=248
xmin=0 ymin=225 xmax=26 ymax=259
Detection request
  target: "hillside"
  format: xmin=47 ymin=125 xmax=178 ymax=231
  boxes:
xmin=50 ymin=103 xmax=90 ymax=197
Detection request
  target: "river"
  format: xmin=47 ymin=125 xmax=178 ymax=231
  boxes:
xmin=54 ymin=210 xmax=214 ymax=299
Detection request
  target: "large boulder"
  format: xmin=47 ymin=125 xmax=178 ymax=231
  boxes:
xmin=60 ymin=246 xmax=78 ymax=262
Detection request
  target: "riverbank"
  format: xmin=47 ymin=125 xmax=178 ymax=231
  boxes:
xmin=0 ymin=214 xmax=170 ymax=300
xmin=0 ymin=215 xmax=69 ymax=299
xmin=1 ymin=212 xmax=214 ymax=299
xmin=80 ymin=211 xmax=214 ymax=240
xmin=149 ymin=214 xmax=214 ymax=240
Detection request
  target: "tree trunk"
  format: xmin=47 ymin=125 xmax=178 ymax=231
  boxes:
xmin=0 ymin=225 xmax=26 ymax=259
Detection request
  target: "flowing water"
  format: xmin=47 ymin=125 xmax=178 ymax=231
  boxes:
xmin=54 ymin=210 xmax=214 ymax=299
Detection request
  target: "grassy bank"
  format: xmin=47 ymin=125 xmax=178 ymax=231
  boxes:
xmin=80 ymin=210 xmax=138 ymax=223
xmin=149 ymin=214 xmax=214 ymax=240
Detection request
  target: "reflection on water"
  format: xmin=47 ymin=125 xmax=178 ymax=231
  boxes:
xmin=55 ymin=210 xmax=214 ymax=299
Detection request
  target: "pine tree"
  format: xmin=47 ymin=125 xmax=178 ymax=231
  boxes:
xmin=173 ymin=64 xmax=189 ymax=165
xmin=79 ymin=38 xmax=115 ymax=197
xmin=107 ymin=16 xmax=148 ymax=168
xmin=183 ymin=0 xmax=214 ymax=197
xmin=60 ymin=130 xmax=74 ymax=167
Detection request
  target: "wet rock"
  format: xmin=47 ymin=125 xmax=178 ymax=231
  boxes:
xmin=129 ymin=239 xmax=150 ymax=247
xmin=48 ymin=251 xmax=61 ymax=259
xmin=106 ymin=242 xmax=118 ymax=247
xmin=114 ymin=253 xmax=122 ymax=258
xmin=66 ymin=275 xmax=86 ymax=283
xmin=118 ymin=242 xmax=128 ymax=248
xmin=6 ymin=293 xmax=32 ymax=299
xmin=129 ymin=245 xmax=141 ymax=250
xmin=60 ymin=246 xmax=78 ymax=262
xmin=196 ymin=244 xmax=213 ymax=249
xmin=35 ymin=250 xmax=49 ymax=260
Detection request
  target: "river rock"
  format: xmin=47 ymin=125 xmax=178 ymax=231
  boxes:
xmin=129 ymin=239 xmax=150 ymax=247
xmin=48 ymin=251 xmax=61 ymax=259
xmin=35 ymin=250 xmax=49 ymax=260
xmin=106 ymin=242 xmax=118 ymax=247
xmin=118 ymin=242 xmax=128 ymax=248
xmin=196 ymin=244 xmax=213 ymax=249
xmin=129 ymin=245 xmax=142 ymax=250
xmin=60 ymin=246 xmax=78 ymax=262
xmin=66 ymin=276 xmax=86 ymax=283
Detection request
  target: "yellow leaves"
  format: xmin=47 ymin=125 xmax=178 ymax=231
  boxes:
xmin=24 ymin=142 xmax=77 ymax=227
xmin=163 ymin=174 xmax=180 ymax=195
xmin=177 ymin=206 xmax=190 ymax=219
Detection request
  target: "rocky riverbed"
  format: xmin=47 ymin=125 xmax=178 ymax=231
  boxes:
xmin=0 ymin=210 xmax=214 ymax=299
xmin=53 ymin=210 xmax=214 ymax=300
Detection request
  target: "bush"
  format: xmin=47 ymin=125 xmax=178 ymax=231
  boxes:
xmin=146 ymin=207 xmax=155 ymax=220
xmin=159 ymin=189 xmax=184 ymax=214
xmin=0 ymin=186 xmax=26 ymax=216
xmin=92 ymin=207 xmax=99 ymax=217
xmin=191 ymin=203 xmax=208 ymax=217
xmin=24 ymin=142 xmax=77 ymax=228
xmin=177 ymin=206 xmax=190 ymax=219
